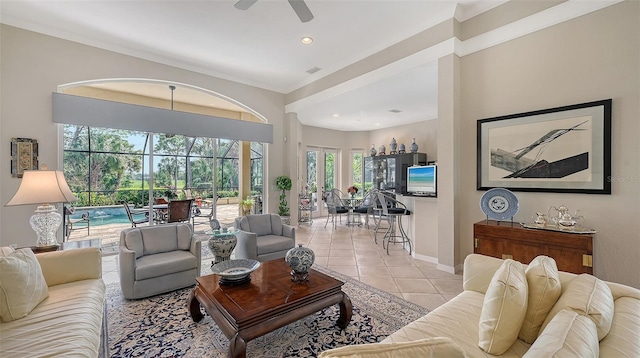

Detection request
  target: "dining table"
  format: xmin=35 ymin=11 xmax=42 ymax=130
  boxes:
xmin=143 ymin=204 xmax=169 ymax=223
xmin=341 ymin=197 xmax=363 ymax=226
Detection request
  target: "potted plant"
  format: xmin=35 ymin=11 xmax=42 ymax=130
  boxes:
xmin=276 ymin=175 xmax=292 ymax=224
xmin=239 ymin=197 xmax=254 ymax=216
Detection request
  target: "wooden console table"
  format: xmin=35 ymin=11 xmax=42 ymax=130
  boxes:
xmin=473 ymin=220 xmax=594 ymax=274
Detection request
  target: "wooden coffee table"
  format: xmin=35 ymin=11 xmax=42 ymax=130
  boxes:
xmin=188 ymin=259 xmax=352 ymax=358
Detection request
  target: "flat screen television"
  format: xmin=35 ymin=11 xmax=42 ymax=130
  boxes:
xmin=407 ymin=165 xmax=437 ymax=196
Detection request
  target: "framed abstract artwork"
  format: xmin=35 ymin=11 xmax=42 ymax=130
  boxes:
xmin=10 ymin=137 xmax=39 ymax=178
xmin=477 ymin=99 xmax=612 ymax=194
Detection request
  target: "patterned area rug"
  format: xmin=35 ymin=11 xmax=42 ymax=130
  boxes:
xmin=107 ymin=264 xmax=428 ymax=357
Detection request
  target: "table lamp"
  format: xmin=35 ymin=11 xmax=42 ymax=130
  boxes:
xmin=5 ymin=169 xmax=77 ymax=248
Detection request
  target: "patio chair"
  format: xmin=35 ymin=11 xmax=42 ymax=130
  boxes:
xmin=63 ymin=206 xmax=90 ymax=240
xmin=121 ymin=201 xmax=150 ymax=228
xmin=167 ymin=199 xmax=194 ymax=223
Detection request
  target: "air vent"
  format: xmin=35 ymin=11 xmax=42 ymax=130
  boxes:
xmin=389 ymin=109 xmax=402 ymax=113
xmin=306 ymin=66 xmax=321 ymax=74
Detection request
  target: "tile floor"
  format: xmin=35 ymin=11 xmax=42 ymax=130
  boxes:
xmin=101 ymin=216 xmax=463 ymax=311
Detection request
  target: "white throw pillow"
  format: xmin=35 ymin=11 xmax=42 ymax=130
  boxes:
xmin=478 ymin=259 xmax=528 ymax=355
xmin=524 ymin=309 xmax=599 ymax=358
xmin=0 ymin=248 xmax=49 ymax=322
xmin=518 ymin=255 xmax=561 ymax=343
xmin=540 ymin=273 xmax=614 ymax=341
xmin=318 ymin=337 xmax=466 ymax=358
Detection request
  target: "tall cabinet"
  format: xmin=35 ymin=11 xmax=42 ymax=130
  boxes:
xmin=365 ymin=153 xmax=427 ymax=194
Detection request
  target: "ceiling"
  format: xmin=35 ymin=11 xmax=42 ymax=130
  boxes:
xmin=1 ymin=0 xmax=503 ymax=131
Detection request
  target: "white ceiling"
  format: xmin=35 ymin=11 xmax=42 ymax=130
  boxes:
xmin=1 ymin=0 xmax=503 ymax=131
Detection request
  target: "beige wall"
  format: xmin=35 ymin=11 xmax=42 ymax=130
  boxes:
xmin=0 ymin=25 xmax=287 ymax=248
xmin=458 ymin=1 xmax=639 ymax=287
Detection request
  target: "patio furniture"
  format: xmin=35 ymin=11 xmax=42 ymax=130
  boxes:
xmin=353 ymin=190 xmax=377 ymax=229
xmin=233 ymin=213 xmax=296 ymax=262
xmin=119 ymin=222 xmax=201 ymax=299
xmin=63 ymin=206 xmax=90 ymax=240
xmin=168 ymin=199 xmax=194 ymax=223
xmin=121 ymin=201 xmax=150 ymax=228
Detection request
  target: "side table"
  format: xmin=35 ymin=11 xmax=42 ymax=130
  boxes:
xmin=29 ymin=238 xmax=101 ymax=254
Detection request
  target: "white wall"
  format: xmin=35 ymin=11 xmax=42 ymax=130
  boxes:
xmin=457 ymin=1 xmax=639 ymax=288
xmin=0 ymin=25 xmax=288 ymax=248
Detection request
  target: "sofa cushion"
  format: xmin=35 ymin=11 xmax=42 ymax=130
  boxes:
xmin=257 ymin=235 xmax=295 ymax=255
xmin=0 ymin=248 xmax=49 ymax=322
xmin=478 ymin=259 xmax=528 ymax=355
xmin=541 ymin=273 xmax=614 ymax=341
xmin=135 ymin=250 xmax=198 ymax=280
xmin=0 ymin=279 xmax=105 ymax=358
xmin=141 ymin=225 xmax=179 ymax=255
xmin=519 ymin=255 xmax=561 ymax=343
xmin=318 ymin=337 xmax=466 ymax=358
xmin=523 ymin=309 xmax=598 ymax=358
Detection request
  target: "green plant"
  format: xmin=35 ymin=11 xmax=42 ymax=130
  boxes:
xmin=275 ymin=175 xmax=292 ymax=216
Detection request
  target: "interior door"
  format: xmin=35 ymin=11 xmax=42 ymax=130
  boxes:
xmin=306 ymin=146 xmax=338 ymax=218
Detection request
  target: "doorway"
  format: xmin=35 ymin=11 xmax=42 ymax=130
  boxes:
xmin=306 ymin=146 xmax=339 ymax=219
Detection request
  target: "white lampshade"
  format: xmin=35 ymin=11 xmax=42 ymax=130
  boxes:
xmin=6 ymin=170 xmax=77 ymax=206
xmin=5 ymin=170 xmax=77 ymax=247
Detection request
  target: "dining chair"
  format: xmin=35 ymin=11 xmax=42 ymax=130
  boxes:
xmin=121 ymin=201 xmax=150 ymax=228
xmin=353 ymin=189 xmax=377 ymax=229
xmin=167 ymin=199 xmax=194 ymax=223
xmin=323 ymin=189 xmax=348 ymax=230
xmin=375 ymin=192 xmax=412 ymax=255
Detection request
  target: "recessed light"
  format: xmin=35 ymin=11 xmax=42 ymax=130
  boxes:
xmin=375 ymin=123 xmax=380 ymax=126
xmin=301 ymin=36 xmax=313 ymax=44
xmin=332 ymin=114 xmax=339 ymax=118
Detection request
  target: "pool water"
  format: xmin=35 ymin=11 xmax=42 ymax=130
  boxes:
xmin=68 ymin=206 xmax=139 ymax=227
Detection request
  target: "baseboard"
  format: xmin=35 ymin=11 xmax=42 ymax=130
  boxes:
xmin=412 ymin=252 xmax=457 ymax=274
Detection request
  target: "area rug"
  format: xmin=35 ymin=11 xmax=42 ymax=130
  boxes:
xmin=106 ymin=265 xmax=428 ymax=357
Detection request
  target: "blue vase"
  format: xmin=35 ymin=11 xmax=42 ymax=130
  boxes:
xmin=410 ymin=138 xmax=419 ymax=153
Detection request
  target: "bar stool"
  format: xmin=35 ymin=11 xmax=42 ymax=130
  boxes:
xmin=376 ymin=192 xmax=412 ymax=255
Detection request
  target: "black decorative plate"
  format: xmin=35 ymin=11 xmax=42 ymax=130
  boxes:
xmin=480 ymin=188 xmax=519 ymax=221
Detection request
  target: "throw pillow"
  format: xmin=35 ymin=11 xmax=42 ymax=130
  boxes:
xmin=518 ymin=255 xmax=561 ymax=343
xmin=540 ymin=273 xmax=614 ymax=341
xmin=523 ymin=309 xmax=599 ymax=358
xmin=0 ymin=248 xmax=49 ymax=322
xmin=478 ymin=259 xmax=528 ymax=355
xmin=317 ymin=337 xmax=466 ymax=358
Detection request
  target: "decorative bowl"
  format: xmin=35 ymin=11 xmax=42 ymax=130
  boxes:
xmin=210 ymin=259 xmax=260 ymax=281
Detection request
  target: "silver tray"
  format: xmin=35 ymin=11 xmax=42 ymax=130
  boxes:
xmin=520 ymin=222 xmax=596 ymax=234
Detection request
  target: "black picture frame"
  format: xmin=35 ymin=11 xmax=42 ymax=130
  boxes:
xmin=477 ymin=99 xmax=611 ymax=194
xmin=10 ymin=137 xmax=39 ymax=178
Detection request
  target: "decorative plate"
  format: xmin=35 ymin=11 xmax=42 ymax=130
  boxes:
xmin=480 ymin=188 xmax=519 ymax=221
xmin=210 ymin=259 xmax=260 ymax=281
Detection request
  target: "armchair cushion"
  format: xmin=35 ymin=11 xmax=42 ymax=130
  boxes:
xmin=257 ymin=235 xmax=296 ymax=255
xmin=135 ymin=251 xmax=199 ymax=280
xmin=0 ymin=248 xmax=49 ymax=322
xmin=142 ymin=225 xmax=181 ymax=255
xmin=238 ymin=215 xmax=272 ymax=236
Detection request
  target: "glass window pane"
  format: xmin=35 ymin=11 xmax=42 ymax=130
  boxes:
xmin=64 ymin=125 xmax=89 ymax=151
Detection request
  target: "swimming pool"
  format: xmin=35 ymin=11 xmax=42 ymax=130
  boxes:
xmin=68 ymin=205 xmax=136 ymax=226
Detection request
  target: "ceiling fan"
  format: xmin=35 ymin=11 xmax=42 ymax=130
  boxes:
xmin=234 ymin=0 xmax=314 ymax=23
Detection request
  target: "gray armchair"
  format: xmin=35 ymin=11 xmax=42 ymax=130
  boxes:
xmin=233 ymin=213 xmax=295 ymax=262
xmin=119 ymin=223 xmax=201 ymax=299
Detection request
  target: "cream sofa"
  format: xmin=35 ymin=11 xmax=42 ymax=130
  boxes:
xmin=320 ymin=254 xmax=640 ymax=357
xmin=0 ymin=247 xmax=106 ymax=358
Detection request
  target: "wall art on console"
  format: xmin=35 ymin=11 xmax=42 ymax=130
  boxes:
xmin=477 ymin=99 xmax=611 ymax=194
xmin=10 ymin=137 xmax=39 ymax=178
